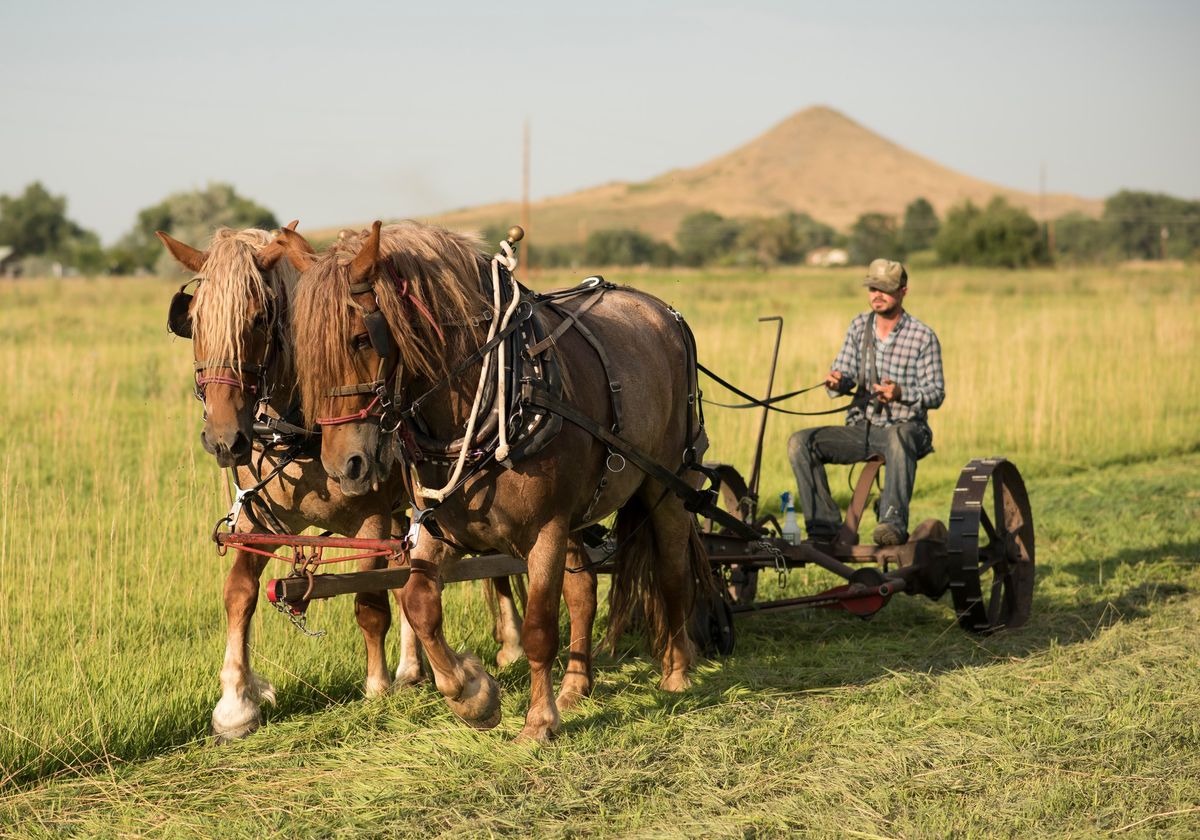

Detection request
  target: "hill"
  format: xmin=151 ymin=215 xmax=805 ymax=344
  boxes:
xmin=321 ymin=106 xmax=1101 ymax=246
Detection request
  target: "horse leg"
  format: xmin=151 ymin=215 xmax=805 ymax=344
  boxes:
xmin=352 ymin=515 xmax=394 ymax=697
xmin=354 ymin=575 xmax=392 ymax=698
xmin=646 ymin=494 xmax=697 ymax=693
xmin=401 ymin=538 xmax=500 ymax=728
xmin=491 ymin=576 xmax=525 ymax=669
xmin=212 ymin=548 xmax=275 ymax=743
xmin=518 ymin=518 xmax=570 ymax=743
xmin=556 ymin=535 xmax=596 ymax=710
xmin=392 ymin=592 xmax=426 ymax=686
xmin=388 ymin=512 xmax=426 ymax=687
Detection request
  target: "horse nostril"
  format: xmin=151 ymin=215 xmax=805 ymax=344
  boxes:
xmin=344 ymin=454 xmax=366 ymax=481
xmin=230 ymin=431 xmax=251 ymax=459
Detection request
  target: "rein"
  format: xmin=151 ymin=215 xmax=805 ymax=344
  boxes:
xmin=698 ymin=363 xmax=859 ymax=417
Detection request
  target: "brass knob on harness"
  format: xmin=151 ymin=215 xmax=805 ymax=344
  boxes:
xmin=507 ymin=225 xmax=525 ymax=243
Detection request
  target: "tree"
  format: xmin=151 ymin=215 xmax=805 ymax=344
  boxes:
xmin=116 ymin=183 xmax=278 ymax=275
xmin=1103 ymin=190 xmax=1200 ymax=260
xmin=730 ymin=211 xmax=837 ymax=268
xmin=583 ymin=228 xmax=673 ymax=266
xmin=675 ymin=211 xmax=739 ymax=266
xmin=1053 ymin=212 xmax=1111 ymax=264
xmin=848 ymin=212 xmax=903 ymax=265
xmin=0 ymin=182 xmax=101 ymax=270
xmin=787 ymin=211 xmax=837 ymax=259
xmin=935 ymin=197 xmax=1048 ymax=268
xmin=901 ymin=197 xmax=940 ymax=253
xmin=732 ymin=216 xmax=795 ymax=268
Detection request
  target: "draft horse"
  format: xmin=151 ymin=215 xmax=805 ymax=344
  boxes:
xmin=158 ymin=225 xmax=525 ymax=741
xmin=285 ymin=220 xmax=710 ymax=741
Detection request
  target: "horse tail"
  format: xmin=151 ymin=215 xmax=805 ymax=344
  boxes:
xmin=604 ymin=492 xmax=659 ymax=655
xmin=604 ymin=496 xmax=714 ymax=659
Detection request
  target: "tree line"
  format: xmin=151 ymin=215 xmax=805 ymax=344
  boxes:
xmin=0 ymin=182 xmax=276 ymax=276
xmin=520 ymin=192 xmax=1200 ymax=270
xmin=2 ymin=181 xmax=1197 ymax=276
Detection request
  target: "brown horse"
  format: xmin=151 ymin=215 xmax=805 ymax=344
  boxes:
xmin=158 ymin=226 xmax=525 ymax=741
xmin=285 ymin=220 xmax=709 ymax=742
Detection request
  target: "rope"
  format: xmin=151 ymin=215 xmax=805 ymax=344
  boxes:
xmin=415 ymin=240 xmax=518 ymax=501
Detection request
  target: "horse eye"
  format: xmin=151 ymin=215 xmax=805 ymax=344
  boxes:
xmin=352 ymin=334 xmax=371 ymax=350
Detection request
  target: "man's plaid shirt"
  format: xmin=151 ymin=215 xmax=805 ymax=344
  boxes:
xmin=830 ymin=311 xmax=945 ymax=427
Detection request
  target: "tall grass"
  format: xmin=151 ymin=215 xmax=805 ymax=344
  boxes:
xmin=1 ymin=267 xmax=1198 ymax=836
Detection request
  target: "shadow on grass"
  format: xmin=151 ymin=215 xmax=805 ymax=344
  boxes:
xmin=9 ymin=542 xmax=1195 ymax=790
xmin=560 ymin=542 xmax=1197 ymax=735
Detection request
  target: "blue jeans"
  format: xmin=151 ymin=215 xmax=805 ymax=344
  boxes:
xmin=786 ymin=421 xmax=933 ymax=538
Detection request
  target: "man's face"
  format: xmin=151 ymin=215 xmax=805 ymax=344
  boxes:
xmin=868 ymin=285 xmax=906 ymax=316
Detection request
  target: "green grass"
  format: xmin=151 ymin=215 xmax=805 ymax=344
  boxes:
xmin=1 ymin=266 xmax=1198 ymax=837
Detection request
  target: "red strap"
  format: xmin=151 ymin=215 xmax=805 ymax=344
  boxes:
xmin=197 ymin=374 xmax=257 ymax=394
xmin=385 ymin=262 xmax=445 ymax=343
xmin=316 ymin=393 xmax=382 ymax=426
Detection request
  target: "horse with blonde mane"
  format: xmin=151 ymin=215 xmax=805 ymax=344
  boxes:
xmin=284 ymin=220 xmax=711 ymax=742
xmin=158 ymin=225 xmax=525 ymax=741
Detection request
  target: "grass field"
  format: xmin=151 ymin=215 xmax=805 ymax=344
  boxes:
xmin=1 ymin=265 xmax=1198 ymax=837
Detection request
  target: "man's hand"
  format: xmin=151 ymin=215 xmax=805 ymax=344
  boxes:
xmin=825 ymin=370 xmax=848 ymax=393
xmin=872 ymin=378 xmax=902 ymax=404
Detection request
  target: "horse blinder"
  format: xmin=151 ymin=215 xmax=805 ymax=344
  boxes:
xmin=168 ymin=290 xmax=194 ymax=339
xmin=363 ymin=309 xmax=394 ymax=359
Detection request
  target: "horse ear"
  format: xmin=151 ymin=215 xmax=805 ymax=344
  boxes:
xmin=349 ymin=220 xmax=382 ymax=287
xmin=277 ymin=226 xmax=318 ymax=272
xmin=156 ymin=231 xmax=207 ymax=273
xmin=255 ymin=221 xmax=305 ymax=271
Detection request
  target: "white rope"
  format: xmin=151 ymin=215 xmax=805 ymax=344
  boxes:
xmin=493 ymin=241 xmax=521 ymax=462
xmin=414 ymin=239 xmax=519 ymax=501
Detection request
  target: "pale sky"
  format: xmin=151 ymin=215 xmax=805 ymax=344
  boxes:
xmin=2 ymin=0 xmax=1196 ymax=243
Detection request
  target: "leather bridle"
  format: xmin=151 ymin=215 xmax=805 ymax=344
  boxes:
xmin=168 ymin=277 xmax=282 ymax=411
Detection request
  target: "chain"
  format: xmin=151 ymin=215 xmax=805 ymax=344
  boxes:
xmin=269 ymin=595 xmax=326 ymax=638
xmin=754 ymin=539 xmax=790 ymax=589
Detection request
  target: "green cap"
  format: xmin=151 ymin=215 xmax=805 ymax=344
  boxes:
xmin=863 ymin=258 xmax=907 ymax=293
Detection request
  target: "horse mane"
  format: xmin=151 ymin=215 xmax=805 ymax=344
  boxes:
xmin=192 ymin=227 xmax=300 ymax=383
xmin=292 ymin=221 xmax=490 ymax=424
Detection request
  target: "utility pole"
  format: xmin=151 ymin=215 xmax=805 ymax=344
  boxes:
xmin=522 ymin=119 xmax=531 ymax=273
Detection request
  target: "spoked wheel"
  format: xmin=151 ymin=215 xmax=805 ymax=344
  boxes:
xmin=947 ymin=458 xmax=1035 ymax=633
xmin=701 ymin=463 xmax=759 ymax=605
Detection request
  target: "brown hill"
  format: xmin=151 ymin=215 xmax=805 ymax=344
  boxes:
xmin=320 ymin=106 xmax=1100 ymax=245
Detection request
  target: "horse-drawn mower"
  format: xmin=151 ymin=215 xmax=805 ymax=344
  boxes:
xmin=215 ymin=316 xmax=1035 ymax=653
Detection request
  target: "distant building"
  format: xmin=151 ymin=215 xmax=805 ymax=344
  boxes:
xmin=0 ymin=246 xmax=19 ymax=278
xmin=806 ymin=246 xmax=849 ymax=267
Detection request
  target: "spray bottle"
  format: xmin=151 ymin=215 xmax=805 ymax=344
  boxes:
xmin=780 ymin=491 xmax=800 ymax=544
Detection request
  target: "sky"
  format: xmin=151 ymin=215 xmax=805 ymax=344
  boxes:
xmin=2 ymin=0 xmax=1197 ymax=244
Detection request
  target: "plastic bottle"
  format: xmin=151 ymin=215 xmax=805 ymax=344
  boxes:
xmin=780 ymin=491 xmax=800 ymax=544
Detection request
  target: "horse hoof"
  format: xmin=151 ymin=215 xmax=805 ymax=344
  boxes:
xmin=515 ymin=724 xmax=557 ymax=745
xmin=393 ymin=660 xmax=427 ymax=688
xmin=211 ymin=700 xmax=262 ymax=743
xmin=446 ymin=655 xmax=502 ymax=729
xmin=364 ymin=675 xmax=392 ymax=698
xmin=495 ymin=643 xmax=526 ymax=670
xmin=555 ymin=676 xmax=593 ymax=711
xmin=658 ymin=672 xmax=691 ymax=693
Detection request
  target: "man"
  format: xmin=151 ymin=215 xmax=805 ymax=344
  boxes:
xmin=787 ymin=258 xmax=944 ymax=546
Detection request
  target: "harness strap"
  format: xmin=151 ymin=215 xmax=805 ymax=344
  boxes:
xmin=545 ymin=299 xmax=624 ymax=433
xmin=328 ymin=380 xmax=385 ymax=397
xmin=405 ymin=302 xmax=533 ymax=415
xmin=527 ymin=288 xmax=607 ymax=357
xmin=525 ymin=386 xmax=762 ymax=541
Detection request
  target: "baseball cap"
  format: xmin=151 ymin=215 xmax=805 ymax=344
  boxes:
xmin=863 ymin=259 xmax=907 ymax=293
